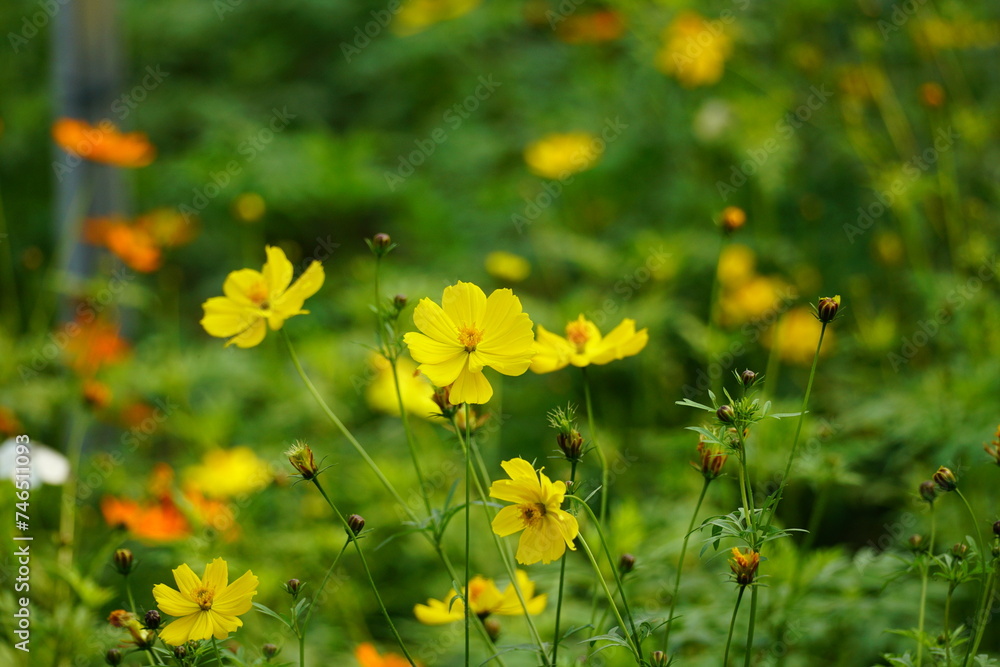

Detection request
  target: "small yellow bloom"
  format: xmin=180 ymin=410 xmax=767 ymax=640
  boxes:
xmin=728 ymin=547 xmax=759 ymax=586
xmin=489 ymin=458 xmax=579 ymax=565
xmin=485 ymin=251 xmax=531 ymax=283
xmin=530 ymin=315 xmax=648 ymax=374
xmin=403 ymin=282 xmax=535 ymax=405
xmin=365 ymin=354 xmax=441 ymax=421
xmin=183 ymin=447 xmax=271 ymax=500
xmin=394 ymin=0 xmax=480 ymax=36
xmin=764 ymin=306 xmax=835 ymax=365
xmin=153 ymin=557 xmax=258 ymax=645
xmin=524 ymin=133 xmax=601 ymax=179
xmin=414 ymin=570 xmax=547 ymax=624
xmin=200 ymin=246 xmax=324 ymax=348
xmin=655 ymin=12 xmax=732 ymax=88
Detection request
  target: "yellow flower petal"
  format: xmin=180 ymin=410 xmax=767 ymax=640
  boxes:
xmin=588 ymin=319 xmax=648 ymax=365
xmin=499 ymin=458 xmax=541 ymax=484
xmin=491 ymin=504 xmax=525 ymax=537
xmin=200 ymin=297 xmax=258 ymax=338
xmin=529 ymin=325 xmax=573 ymax=374
xmin=171 ymin=564 xmax=201 ymax=598
xmin=225 ymin=317 xmax=267 ymax=348
xmin=202 ymin=557 xmax=229 ymax=593
xmin=262 ymin=245 xmax=293 ymax=295
xmin=212 ymin=570 xmax=258 ymax=616
xmin=209 ymin=611 xmax=243 ymax=639
xmin=223 ymin=269 xmax=267 ymax=306
xmin=411 ymin=298 xmax=462 ymax=347
xmin=158 ymin=612 xmax=201 ymax=646
xmin=414 ymin=597 xmax=463 ymax=625
xmin=188 ymin=609 xmax=215 ymax=641
xmin=449 ymin=363 xmax=493 ymax=405
xmin=273 ymin=260 xmax=325 ymax=318
xmin=152 ymin=584 xmax=199 ymax=617
xmin=441 ymin=281 xmax=487 ymax=328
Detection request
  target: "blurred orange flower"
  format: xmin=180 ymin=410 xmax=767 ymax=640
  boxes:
xmin=63 ymin=316 xmax=130 ymax=377
xmin=0 ymin=407 xmax=23 ymax=436
xmin=354 ymin=643 xmax=419 ymax=667
xmin=82 ymin=379 xmax=113 ymax=410
xmin=52 ymin=118 xmax=155 ymax=168
xmin=84 ymin=209 xmax=195 ymax=273
xmin=556 ymin=10 xmax=625 ymax=44
xmin=101 ymin=495 xmax=191 ymax=541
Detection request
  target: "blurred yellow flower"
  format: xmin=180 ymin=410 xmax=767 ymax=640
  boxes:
xmin=184 ymin=447 xmax=271 ymax=499
xmin=200 ymin=245 xmax=324 ymax=348
xmin=764 ymin=306 xmax=835 ymax=365
xmin=655 ymin=12 xmax=732 ymax=88
xmin=524 ymin=133 xmax=601 ymax=179
xmin=717 ymin=244 xmax=756 ymax=287
xmin=365 ymin=353 xmax=440 ymax=420
xmin=153 ymin=557 xmax=258 ymax=645
xmin=414 ymin=570 xmax=547 ymax=624
xmin=719 ymin=276 xmax=791 ymax=327
xmin=485 ymin=251 xmax=531 ymax=282
xmin=394 ymin=0 xmax=480 ymax=36
xmin=403 ymin=281 xmax=534 ymax=405
xmin=232 ymin=192 xmax=266 ymax=223
xmin=489 ymin=458 xmax=579 ymax=565
xmin=530 ymin=315 xmax=648 ymax=374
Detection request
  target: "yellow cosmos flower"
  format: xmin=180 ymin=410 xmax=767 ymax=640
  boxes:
xmin=403 ymin=282 xmax=534 ymax=405
xmin=153 ymin=557 xmax=258 ymax=645
xmin=394 ymin=0 xmax=480 ymax=36
xmin=183 ymin=447 xmax=272 ymax=499
xmin=764 ymin=306 xmax=835 ymax=365
xmin=365 ymin=353 xmax=441 ymax=421
xmin=489 ymin=458 xmax=579 ymax=565
xmin=414 ymin=570 xmax=547 ymax=624
xmin=484 ymin=251 xmax=531 ymax=283
xmin=655 ymin=12 xmax=733 ymax=88
xmin=200 ymin=246 xmax=324 ymax=348
xmin=524 ymin=133 xmax=601 ymax=179
xmin=530 ymin=315 xmax=648 ymax=374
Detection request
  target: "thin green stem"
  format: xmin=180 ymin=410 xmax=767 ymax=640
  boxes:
xmin=302 ymin=541 xmax=350 ymax=630
xmin=765 ymin=323 xmax=827 ymax=530
xmin=299 ymin=634 xmax=305 ymax=667
xmin=391 ymin=360 xmax=433 ymax=516
xmin=955 ymin=489 xmax=987 ymax=581
xmin=966 ymin=556 xmax=998 ymax=665
xmin=917 ymin=505 xmax=936 ymax=667
xmin=577 ymin=533 xmax=641 ymax=662
xmin=464 ymin=403 xmax=472 ymax=667
xmin=312 ymin=479 xmax=417 ymax=667
xmin=213 ymin=637 xmax=224 ymax=666
xmin=569 ymin=498 xmax=642 ymax=661
xmin=124 ymin=575 xmax=139 ymax=617
xmin=552 ymin=460 xmax=579 ymax=666
xmin=723 ymin=587 xmax=746 ymax=667
xmin=944 ymin=583 xmax=955 ymax=666
xmin=743 ymin=585 xmax=758 ymax=667
xmin=449 ymin=414 xmax=551 ymax=665
xmin=582 ymin=367 xmax=611 ymax=634
xmin=663 ymin=478 xmax=711 ymax=653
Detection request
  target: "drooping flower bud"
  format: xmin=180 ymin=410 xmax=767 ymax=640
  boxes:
xmin=919 ymin=480 xmax=937 ymax=504
xmin=262 ymin=644 xmax=279 ymax=660
xmin=347 ymin=514 xmax=366 ymax=537
xmin=933 ymin=466 xmax=957 ymax=492
xmin=285 ymin=441 xmax=319 ymax=480
xmin=816 ymin=295 xmax=841 ymax=323
xmin=619 ymin=553 xmax=636 ymax=574
xmin=485 ymin=618 xmax=501 ymax=641
xmin=144 ymin=609 xmax=161 ymax=630
xmin=431 ymin=385 xmax=460 ymax=419
xmin=716 ymin=404 xmax=735 ymax=423
xmin=105 ymin=649 xmax=123 ymax=666
xmin=113 ymin=548 xmax=135 ymax=575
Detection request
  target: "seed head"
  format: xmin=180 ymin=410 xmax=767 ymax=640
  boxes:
xmin=285 ymin=441 xmax=319 ymax=480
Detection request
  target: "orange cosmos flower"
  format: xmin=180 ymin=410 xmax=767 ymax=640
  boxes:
xmin=52 ymin=118 xmax=155 ymax=168
xmin=556 ymin=10 xmax=625 ymax=44
xmin=101 ymin=495 xmax=191 ymax=541
xmin=354 ymin=643 xmax=420 ymax=667
xmin=63 ymin=316 xmax=130 ymax=377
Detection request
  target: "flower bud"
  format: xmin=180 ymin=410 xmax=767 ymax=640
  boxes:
xmin=908 ymin=534 xmax=924 ymax=551
xmin=719 ymin=206 xmax=746 ymax=234
xmin=619 ymin=553 xmax=636 ymax=574
xmin=816 ymin=295 xmax=841 ymax=323
xmin=144 ymin=609 xmax=161 ymax=630
xmin=262 ymin=644 xmax=279 ymax=660
xmin=368 ymin=233 xmax=394 ymax=257
xmin=716 ymin=404 xmax=735 ymax=423
xmin=548 ymin=404 xmax=584 ymax=461
xmin=556 ymin=430 xmax=584 ymax=461
xmin=347 ymin=514 xmax=366 ymax=537
xmin=105 ymin=649 xmax=123 ymax=666
xmin=951 ymin=543 xmax=968 ymax=559
xmin=393 ymin=294 xmax=408 ymax=311
xmin=432 ymin=386 xmax=460 ymax=418
xmin=285 ymin=441 xmax=319 ymax=480
xmin=107 ymin=609 xmax=135 ymax=628
xmin=650 ymin=650 xmax=670 ymax=667
xmin=994 ymin=521 xmax=1000 ymax=538
xmin=728 ymin=547 xmax=759 ymax=586
xmin=173 ymin=645 xmax=188 ymax=659
xmin=919 ymin=480 xmax=937 ymax=504
xmin=485 ymin=618 xmax=502 ymax=642
xmin=985 ymin=427 xmax=1000 ymax=466
xmin=113 ymin=548 xmax=135 ymax=575
xmin=692 ymin=441 xmax=728 ymax=480
xmin=284 ymin=578 xmax=302 ymax=598
xmin=933 ymin=466 xmax=957 ymax=492
xmin=740 ymin=369 xmax=757 ymax=387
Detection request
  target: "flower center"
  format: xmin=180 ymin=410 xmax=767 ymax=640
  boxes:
xmin=565 ymin=321 xmax=590 ymax=352
xmin=457 ymin=324 xmax=485 ymax=352
xmin=247 ymin=281 xmax=270 ymax=309
xmin=192 ymin=587 xmax=214 ymax=611
xmin=518 ymin=502 xmax=547 ymax=528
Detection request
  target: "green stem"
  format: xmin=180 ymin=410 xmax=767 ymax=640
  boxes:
xmin=955 ymin=489 xmax=987 ymax=581
xmin=391 ymin=360 xmax=433 ymax=516
xmin=917 ymin=505 xmax=936 ymax=667
xmin=552 ymin=460 xmax=579 ymax=666
xmin=312 ymin=479 xmax=417 ymax=667
xmin=944 ymin=583 xmax=954 ymax=666
xmin=124 ymin=574 xmax=139 ymax=617
xmin=723 ymin=587 xmax=746 ymax=667
xmin=577 ymin=533 xmax=641 ymax=662
xmin=766 ymin=323 xmax=827 ymax=530
xmin=966 ymin=557 xmax=998 ymax=665
xmin=743 ymin=585 xmax=758 ymax=667
xmin=282 ymin=330 xmax=507 ymax=664
xmin=299 ymin=633 xmax=304 ymax=667
xmin=570 ymin=498 xmax=642 ymax=662
xmin=663 ymin=478 xmax=711 ymax=653
xmin=449 ymin=414 xmax=551 ymax=665
xmin=301 ymin=541 xmax=350 ymax=631
xmin=213 ymin=637 xmax=224 ymax=666
xmin=464 ymin=403 xmax=472 ymax=667
xmin=582 ymin=367 xmax=611 ymax=634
